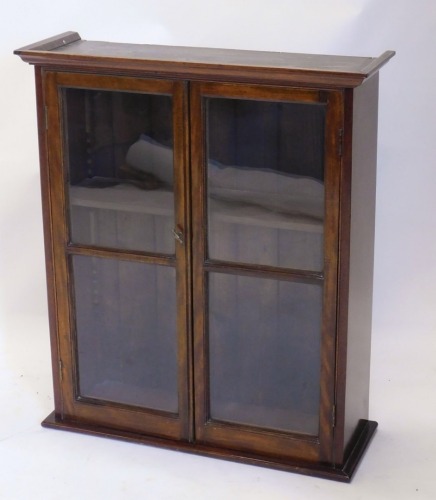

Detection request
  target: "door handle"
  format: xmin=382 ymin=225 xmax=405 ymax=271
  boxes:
xmin=172 ymin=227 xmax=184 ymax=245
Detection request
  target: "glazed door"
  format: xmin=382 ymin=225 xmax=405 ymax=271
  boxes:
xmin=44 ymin=72 xmax=191 ymax=441
xmin=190 ymin=82 xmax=343 ymax=462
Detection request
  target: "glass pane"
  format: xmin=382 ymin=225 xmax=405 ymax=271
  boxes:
xmin=63 ymin=88 xmax=175 ymax=254
xmin=206 ymin=98 xmax=325 ymax=271
xmin=72 ymin=255 xmax=178 ymax=413
xmin=208 ymin=272 xmax=322 ymax=435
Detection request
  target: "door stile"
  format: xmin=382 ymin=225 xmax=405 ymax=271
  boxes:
xmin=189 ymin=82 xmax=209 ymax=441
xmin=38 ymin=68 xmax=66 ymax=418
xmin=318 ymin=90 xmax=344 ymax=463
xmin=172 ymin=80 xmax=194 ymax=441
xmin=44 ymin=71 xmax=76 ymax=420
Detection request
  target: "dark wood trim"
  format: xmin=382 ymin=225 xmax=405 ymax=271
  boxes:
xmin=318 ymin=90 xmax=344 ymax=463
xmin=204 ymin=260 xmax=323 ymax=283
xmin=189 ymin=81 xmax=208 ymax=447
xmin=172 ymin=80 xmax=193 ymax=441
xmin=341 ymin=420 xmax=378 ymax=479
xmin=24 ymin=60 xmax=372 ymax=88
xmin=14 ymin=31 xmax=81 ymax=53
xmin=333 ymin=87 xmax=354 ymax=464
xmin=180 ymin=81 xmax=195 ymax=443
xmin=44 ymin=71 xmax=75 ymax=420
xmin=360 ymin=51 xmax=395 ymax=79
xmin=35 ymin=67 xmax=64 ymax=416
xmin=53 ymin=71 xmax=175 ymax=94
xmin=66 ymin=244 xmax=176 ymax=267
xmin=195 ymin=82 xmax=323 ymax=102
xmin=42 ymin=411 xmax=377 ymax=482
xmin=15 ymin=34 xmax=395 ymax=89
xmin=74 ymin=394 xmax=179 ymax=419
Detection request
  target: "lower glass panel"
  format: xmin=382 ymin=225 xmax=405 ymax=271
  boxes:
xmin=72 ymin=255 xmax=178 ymax=413
xmin=208 ymin=272 xmax=322 ymax=435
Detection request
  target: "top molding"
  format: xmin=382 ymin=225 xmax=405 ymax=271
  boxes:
xmin=15 ymin=31 xmax=395 ymax=88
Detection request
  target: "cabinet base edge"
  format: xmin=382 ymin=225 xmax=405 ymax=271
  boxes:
xmin=42 ymin=411 xmax=377 ymax=482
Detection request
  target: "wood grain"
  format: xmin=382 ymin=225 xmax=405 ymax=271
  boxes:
xmin=16 ymin=37 xmax=393 ymax=479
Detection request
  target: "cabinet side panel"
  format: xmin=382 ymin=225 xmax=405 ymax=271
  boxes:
xmin=343 ymin=74 xmax=379 ymax=450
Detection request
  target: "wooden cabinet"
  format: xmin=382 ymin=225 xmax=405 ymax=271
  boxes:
xmin=15 ymin=32 xmax=394 ymax=481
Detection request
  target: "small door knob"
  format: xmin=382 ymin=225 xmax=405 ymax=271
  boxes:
xmin=172 ymin=227 xmax=184 ymax=245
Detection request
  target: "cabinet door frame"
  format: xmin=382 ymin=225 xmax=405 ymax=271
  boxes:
xmin=42 ymin=70 xmax=193 ymax=441
xmin=190 ymin=81 xmax=343 ymax=463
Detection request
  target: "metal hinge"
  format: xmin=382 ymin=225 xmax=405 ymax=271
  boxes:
xmin=338 ymin=128 xmax=344 ymax=157
xmin=332 ymin=404 xmax=336 ymax=428
xmin=44 ymin=106 xmax=49 ymax=130
xmin=59 ymin=359 xmax=63 ymax=382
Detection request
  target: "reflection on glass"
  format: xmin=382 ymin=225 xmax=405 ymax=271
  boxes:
xmin=206 ymin=98 xmax=326 ymax=271
xmin=208 ymin=272 xmax=322 ymax=435
xmin=73 ymin=255 xmax=178 ymax=413
xmin=63 ymin=88 xmax=175 ymax=254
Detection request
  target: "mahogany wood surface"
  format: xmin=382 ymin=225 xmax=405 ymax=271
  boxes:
xmin=42 ymin=411 xmax=377 ymax=482
xmin=15 ymin=32 xmax=395 ymax=88
xmin=15 ymin=33 xmax=394 ymax=481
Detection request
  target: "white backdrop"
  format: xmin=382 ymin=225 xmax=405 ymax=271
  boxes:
xmin=1 ymin=1 xmax=435 ymax=499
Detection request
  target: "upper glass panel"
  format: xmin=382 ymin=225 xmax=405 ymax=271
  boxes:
xmin=63 ymin=88 xmax=175 ymax=254
xmin=206 ymin=98 xmax=326 ymax=272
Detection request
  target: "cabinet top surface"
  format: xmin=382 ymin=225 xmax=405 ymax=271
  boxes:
xmin=15 ymin=31 xmax=395 ymax=87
